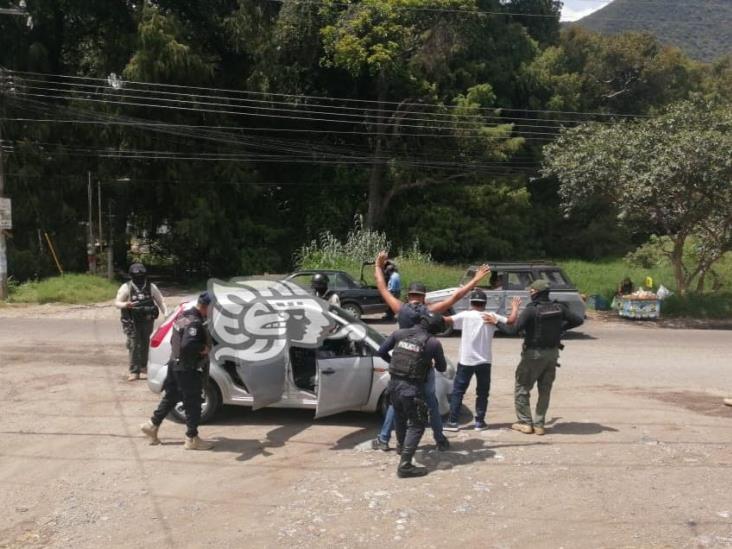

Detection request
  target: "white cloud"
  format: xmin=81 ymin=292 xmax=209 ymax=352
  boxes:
xmin=560 ymin=0 xmax=612 ymax=22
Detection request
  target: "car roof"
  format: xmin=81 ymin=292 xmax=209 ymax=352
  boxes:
xmin=467 ymin=262 xmax=562 ymax=269
xmin=289 ymin=269 xmax=348 ymax=276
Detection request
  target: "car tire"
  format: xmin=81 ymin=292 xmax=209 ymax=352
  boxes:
xmin=341 ymin=302 xmax=363 ymax=319
xmin=169 ymin=380 xmax=222 ymax=425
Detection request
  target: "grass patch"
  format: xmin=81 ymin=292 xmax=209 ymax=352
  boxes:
xmin=8 ymin=274 xmax=119 ymax=304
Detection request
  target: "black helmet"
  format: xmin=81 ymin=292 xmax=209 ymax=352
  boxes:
xmin=311 ymin=273 xmax=330 ymax=291
xmin=469 ymin=288 xmax=487 ymax=303
xmin=129 ymin=263 xmax=146 ymax=276
xmin=420 ymin=312 xmax=446 ymax=335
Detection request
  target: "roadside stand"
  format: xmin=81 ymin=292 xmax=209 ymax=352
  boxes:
xmin=617 ymin=290 xmax=661 ymax=320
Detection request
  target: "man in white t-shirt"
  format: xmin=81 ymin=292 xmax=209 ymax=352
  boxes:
xmin=443 ymin=289 xmax=520 ymax=431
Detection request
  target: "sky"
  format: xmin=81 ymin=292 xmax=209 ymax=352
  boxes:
xmin=560 ymin=0 xmax=612 ymax=21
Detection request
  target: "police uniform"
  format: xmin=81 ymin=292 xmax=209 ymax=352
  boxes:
xmin=498 ymin=280 xmax=583 ymax=434
xmin=377 ymin=314 xmax=447 ymax=478
xmin=150 ymin=305 xmax=210 ymax=440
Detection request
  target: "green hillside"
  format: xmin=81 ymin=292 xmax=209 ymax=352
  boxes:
xmin=576 ymin=0 xmax=732 ymax=62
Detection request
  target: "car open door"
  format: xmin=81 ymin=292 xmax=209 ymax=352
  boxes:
xmin=315 ymin=356 xmax=373 ymax=418
xmin=236 ymin=360 xmax=286 ymax=410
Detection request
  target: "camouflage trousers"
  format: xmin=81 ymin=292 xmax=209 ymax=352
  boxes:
xmin=514 ymin=347 xmax=559 ymax=428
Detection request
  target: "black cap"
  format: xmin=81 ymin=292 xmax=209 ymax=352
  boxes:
xmin=469 ymin=288 xmax=487 ymax=303
xmin=407 ymin=281 xmax=427 ymax=295
xmin=198 ymin=291 xmax=212 ymax=305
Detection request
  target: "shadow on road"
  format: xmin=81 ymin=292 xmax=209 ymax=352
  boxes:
xmin=418 ymin=439 xmax=545 ymax=470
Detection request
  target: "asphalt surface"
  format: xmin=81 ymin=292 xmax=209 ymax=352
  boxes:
xmin=0 ymin=308 xmax=731 ymax=548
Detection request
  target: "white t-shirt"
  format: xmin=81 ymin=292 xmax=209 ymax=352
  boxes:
xmin=451 ymin=310 xmax=507 ymax=366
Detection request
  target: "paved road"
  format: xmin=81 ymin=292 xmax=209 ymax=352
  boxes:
xmin=0 ymin=312 xmax=731 ymax=548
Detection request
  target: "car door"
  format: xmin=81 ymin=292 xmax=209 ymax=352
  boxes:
xmin=315 ymin=338 xmax=373 ymax=418
xmin=235 ymin=359 xmax=286 ymax=410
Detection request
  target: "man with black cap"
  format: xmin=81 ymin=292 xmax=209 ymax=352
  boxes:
xmin=372 ymin=252 xmax=490 ymax=451
xmin=377 ymin=311 xmax=448 ymax=477
xmin=492 ymin=279 xmax=583 ymax=435
xmin=115 ymin=262 xmax=167 ymax=381
xmin=140 ymin=292 xmax=214 ymax=450
xmin=443 ymin=289 xmax=521 ymax=431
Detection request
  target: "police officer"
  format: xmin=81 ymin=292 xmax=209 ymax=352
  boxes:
xmin=377 ymin=312 xmax=448 ymax=478
xmin=371 ymin=252 xmax=490 ymax=452
xmin=493 ymin=279 xmax=583 ymax=435
xmin=311 ymin=273 xmax=341 ymax=307
xmin=140 ymin=292 xmax=214 ymax=450
xmin=115 ymin=263 xmax=167 ymax=381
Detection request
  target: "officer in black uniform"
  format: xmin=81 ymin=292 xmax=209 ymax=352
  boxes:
xmin=140 ymin=292 xmax=214 ymax=450
xmin=115 ymin=263 xmax=167 ymax=381
xmin=494 ymin=279 xmax=583 ymax=435
xmin=377 ymin=312 xmax=447 ymax=478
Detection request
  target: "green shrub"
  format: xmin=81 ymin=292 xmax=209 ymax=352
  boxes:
xmin=661 ymin=293 xmax=732 ymax=319
xmin=8 ymin=274 xmax=119 ymax=304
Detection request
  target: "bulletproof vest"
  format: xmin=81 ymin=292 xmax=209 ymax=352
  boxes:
xmin=127 ymin=282 xmax=158 ymax=321
xmin=531 ymin=301 xmax=564 ymax=348
xmin=170 ymin=313 xmax=205 ymax=370
xmin=389 ymin=328 xmax=431 ymax=382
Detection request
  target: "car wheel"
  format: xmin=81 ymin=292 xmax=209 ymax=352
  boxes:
xmin=341 ymin=302 xmax=363 ymax=319
xmin=170 ymin=380 xmax=222 ymax=424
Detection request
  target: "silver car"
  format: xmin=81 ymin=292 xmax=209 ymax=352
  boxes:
xmin=146 ymin=300 xmax=455 ymax=423
xmin=425 ymin=262 xmax=586 ymax=336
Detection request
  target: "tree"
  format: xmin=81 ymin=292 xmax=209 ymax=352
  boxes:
xmin=543 ymin=100 xmax=732 ymax=294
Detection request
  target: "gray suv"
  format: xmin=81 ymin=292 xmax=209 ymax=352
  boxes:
xmin=425 ymin=262 xmax=586 ymax=336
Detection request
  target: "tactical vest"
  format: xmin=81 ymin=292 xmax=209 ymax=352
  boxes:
xmin=389 ymin=328 xmax=431 ymax=382
xmin=530 ymin=301 xmax=564 ymax=348
xmin=127 ymin=282 xmax=159 ymax=321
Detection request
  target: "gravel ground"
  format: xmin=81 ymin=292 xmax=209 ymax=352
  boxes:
xmin=0 ymin=304 xmax=731 ymax=548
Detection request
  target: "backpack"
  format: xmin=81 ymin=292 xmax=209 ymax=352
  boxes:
xmin=389 ymin=328 xmax=431 ymax=382
xmin=532 ymin=301 xmax=564 ymax=348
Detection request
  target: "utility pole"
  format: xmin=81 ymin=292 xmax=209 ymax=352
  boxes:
xmin=0 ymin=68 xmax=9 ymax=299
xmin=107 ymin=200 xmax=114 ymax=281
xmin=87 ymin=171 xmax=96 ymax=274
xmin=0 ymin=110 xmax=7 ymax=299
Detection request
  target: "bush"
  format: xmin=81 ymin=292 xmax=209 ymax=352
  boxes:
xmin=8 ymin=274 xmax=119 ymax=304
xmin=661 ymin=293 xmax=732 ymax=319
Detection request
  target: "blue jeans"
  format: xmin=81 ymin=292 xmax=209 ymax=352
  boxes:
xmin=378 ymin=369 xmax=446 ymax=444
xmin=448 ymin=363 xmax=492 ymax=424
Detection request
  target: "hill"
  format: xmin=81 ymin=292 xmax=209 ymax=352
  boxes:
xmin=576 ymin=0 xmax=732 ymax=62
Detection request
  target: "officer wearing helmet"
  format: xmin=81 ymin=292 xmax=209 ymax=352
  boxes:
xmin=310 ymin=273 xmax=341 ymax=307
xmin=377 ymin=311 xmax=448 ymax=478
xmin=492 ymin=279 xmax=583 ymax=435
xmin=114 ymin=263 xmax=167 ymax=381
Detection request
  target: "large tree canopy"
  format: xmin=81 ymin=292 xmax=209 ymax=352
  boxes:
xmin=543 ymin=100 xmax=732 ymax=293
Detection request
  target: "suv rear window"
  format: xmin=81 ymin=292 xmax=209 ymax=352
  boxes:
xmin=536 ymin=269 xmax=572 ymax=289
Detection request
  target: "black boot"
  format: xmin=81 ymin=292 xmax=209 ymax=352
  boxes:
xmin=397 ymin=450 xmax=428 ymax=478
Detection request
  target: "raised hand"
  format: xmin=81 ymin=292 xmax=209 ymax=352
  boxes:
xmin=376 ymin=251 xmax=388 ymax=269
xmin=472 ymin=264 xmax=491 ymax=283
xmin=511 ymin=296 xmax=522 ymax=309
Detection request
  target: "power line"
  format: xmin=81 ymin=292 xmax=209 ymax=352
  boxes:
xmin=6 ymin=69 xmax=648 ymax=118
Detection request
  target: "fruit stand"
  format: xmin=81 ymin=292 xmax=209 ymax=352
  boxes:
xmin=618 ymin=292 xmax=661 ymax=320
